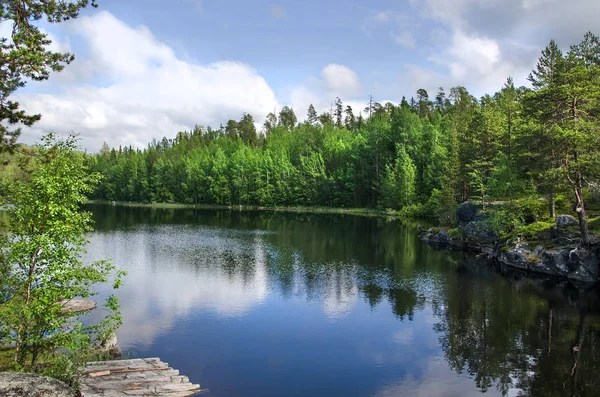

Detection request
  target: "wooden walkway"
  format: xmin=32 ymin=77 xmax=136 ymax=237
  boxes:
xmin=80 ymin=357 xmax=205 ymax=396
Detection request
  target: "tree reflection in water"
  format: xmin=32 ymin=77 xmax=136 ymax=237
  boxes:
xmin=86 ymin=204 xmax=600 ymax=396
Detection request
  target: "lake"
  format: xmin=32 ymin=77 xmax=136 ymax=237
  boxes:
xmin=83 ymin=205 xmax=600 ymax=397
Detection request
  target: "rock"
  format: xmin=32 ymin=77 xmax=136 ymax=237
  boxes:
xmin=59 ymin=299 xmax=96 ymax=314
xmin=430 ymin=230 xmax=451 ymax=245
xmin=463 ymin=221 xmax=498 ymax=247
xmin=94 ymin=331 xmax=122 ymax=358
xmin=457 ymin=201 xmax=478 ymax=226
xmin=499 ymin=246 xmax=530 ymax=270
xmin=0 ymin=372 xmax=75 ymax=397
xmin=556 ymin=214 xmax=578 ymax=228
xmin=531 ymin=250 xmax=570 ymax=277
xmin=567 ymin=246 xmax=599 ymax=283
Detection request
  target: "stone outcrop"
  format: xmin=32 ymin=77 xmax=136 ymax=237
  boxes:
xmin=457 ymin=201 xmax=478 ymax=226
xmin=463 ymin=220 xmax=498 ymax=248
xmin=420 ymin=202 xmax=600 ymax=283
xmin=497 ymin=244 xmax=599 ymax=283
xmin=0 ymin=372 xmax=75 ymax=397
xmin=59 ymin=299 xmax=96 ymax=314
xmin=556 ymin=214 xmax=578 ymax=228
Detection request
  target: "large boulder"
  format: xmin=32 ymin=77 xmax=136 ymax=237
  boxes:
xmin=457 ymin=201 xmax=478 ymax=226
xmin=463 ymin=221 xmax=498 ymax=248
xmin=498 ymin=246 xmax=529 ymax=270
xmin=430 ymin=230 xmax=451 ymax=245
xmin=0 ymin=372 xmax=75 ymax=397
xmin=556 ymin=214 xmax=578 ymax=228
xmin=567 ymin=246 xmax=599 ymax=283
xmin=532 ymin=250 xmax=570 ymax=277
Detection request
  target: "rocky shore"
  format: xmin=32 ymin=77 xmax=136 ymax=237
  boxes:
xmin=419 ymin=201 xmax=600 ymax=283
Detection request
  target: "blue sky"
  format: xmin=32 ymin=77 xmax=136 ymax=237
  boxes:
xmin=8 ymin=0 xmax=599 ymax=150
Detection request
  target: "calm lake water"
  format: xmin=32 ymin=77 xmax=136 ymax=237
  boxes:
xmin=83 ymin=205 xmax=600 ymax=397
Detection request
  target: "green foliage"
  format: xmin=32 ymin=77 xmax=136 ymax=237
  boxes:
xmin=0 ymin=135 xmax=124 ymax=382
xmin=83 ymin=33 xmax=600 ymax=235
xmin=0 ymin=0 xmax=97 ymax=151
xmin=381 ymin=145 xmax=416 ymax=209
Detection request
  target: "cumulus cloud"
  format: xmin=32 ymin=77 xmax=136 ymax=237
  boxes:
xmin=405 ymin=0 xmax=600 ymax=95
xmin=321 ymin=64 xmax=361 ymax=98
xmin=15 ymin=11 xmax=280 ymax=151
xmin=289 ymin=64 xmax=367 ymax=121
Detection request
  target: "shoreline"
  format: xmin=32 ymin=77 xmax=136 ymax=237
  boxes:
xmin=86 ymin=200 xmax=407 ymax=219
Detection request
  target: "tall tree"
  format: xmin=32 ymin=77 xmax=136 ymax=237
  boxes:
xmin=225 ymin=119 xmax=238 ymax=140
xmin=344 ymin=105 xmax=355 ymax=130
xmin=278 ymin=106 xmax=297 ymax=130
xmin=0 ymin=0 xmax=98 ymax=151
xmin=307 ymin=104 xmax=318 ymax=125
xmin=334 ymin=97 xmax=343 ymax=127
xmin=263 ymin=112 xmax=277 ymax=135
xmin=238 ymin=113 xmax=257 ymax=145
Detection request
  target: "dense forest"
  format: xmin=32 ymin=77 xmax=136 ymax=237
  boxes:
xmin=84 ymin=34 xmax=600 ymax=240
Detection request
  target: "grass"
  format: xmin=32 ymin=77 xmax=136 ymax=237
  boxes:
xmin=0 ymin=348 xmax=14 ymax=371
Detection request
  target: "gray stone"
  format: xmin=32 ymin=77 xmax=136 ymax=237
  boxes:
xmin=556 ymin=214 xmax=578 ymax=228
xmin=94 ymin=331 xmax=122 ymax=358
xmin=457 ymin=201 xmax=478 ymax=225
xmin=0 ymin=372 xmax=75 ymax=397
xmin=59 ymin=299 xmax=96 ymax=314
xmin=499 ymin=247 xmax=529 ymax=270
xmin=532 ymin=250 xmax=570 ymax=277
xmin=430 ymin=230 xmax=451 ymax=245
xmin=464 ymin=221 xmax=498 ymax=247
xmin=566 ymin=246 xmax=599 ymax=282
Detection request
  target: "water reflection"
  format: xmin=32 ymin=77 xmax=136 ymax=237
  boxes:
xmin=83 ymin=205 xmax=600 ymax=397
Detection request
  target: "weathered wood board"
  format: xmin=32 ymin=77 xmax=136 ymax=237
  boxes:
xmin=80 ymin=358 xmax=205 ymax=396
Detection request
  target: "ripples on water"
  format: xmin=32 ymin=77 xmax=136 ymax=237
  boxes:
xmin=83 ymin=205 xmax=600 ymax=397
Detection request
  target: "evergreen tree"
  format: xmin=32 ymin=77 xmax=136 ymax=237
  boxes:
xmin=0 ymin=0 xmax=98 ymax=151
xmin=307 ymin=104 xmax=318 ymax=125
xmin=334 ymin=97 xmax=343 ymax=127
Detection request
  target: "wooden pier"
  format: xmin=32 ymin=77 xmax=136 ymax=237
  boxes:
xmin=80 ymin=357 xmax=205 ymax=396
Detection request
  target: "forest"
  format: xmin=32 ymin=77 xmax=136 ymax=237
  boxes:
xmin=79 ymin=33 xmax=600 ymax=241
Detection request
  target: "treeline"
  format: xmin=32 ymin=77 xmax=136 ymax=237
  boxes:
xmin=86 ymin=33 xmax=600 ymax=241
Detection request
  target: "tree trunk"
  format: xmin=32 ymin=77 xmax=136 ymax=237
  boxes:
xmin=575 ymin=181 xmax=590 ymax=246
xmin=549 ymin=190 xmax=556 ymax=218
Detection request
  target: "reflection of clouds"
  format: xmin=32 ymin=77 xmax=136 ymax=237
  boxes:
xmin=84 ymin=226 xmax=269 ymax=350
xmin=322 ymin=268 xmax=359 ymax=319
xmin=393 ymin=328 xmax=414 ymax=345
xmin=375 ymin=356 xmax=493 ymax=397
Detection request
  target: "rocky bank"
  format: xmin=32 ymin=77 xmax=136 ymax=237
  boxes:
xmin=420 ymin=201 xmax=600 ymax=283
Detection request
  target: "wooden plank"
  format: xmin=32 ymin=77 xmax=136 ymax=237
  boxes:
xmin=82 ymin=361 xmax=168 ymax=374
xmin=80 ymin=357 xmax=202 ymax=397
xmin=84 ymin=369 xmax=180 ymax=381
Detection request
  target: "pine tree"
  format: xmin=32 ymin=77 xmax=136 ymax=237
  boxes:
xmin=307 ymin=104 xmax=318 ymax=125
xmin=334 ymin=97 xmax=343 ymax=127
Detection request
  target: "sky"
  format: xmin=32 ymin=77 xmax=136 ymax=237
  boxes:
xmin=7 ymin=0 xmax=600 ymax=151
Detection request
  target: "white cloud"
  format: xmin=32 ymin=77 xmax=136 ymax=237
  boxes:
xmin=391 ymin=31 xmax=416 ymax=49
xmin=375 ymin=356 xmax=491 ymax=397
xmin=15 ymin=11 xmax=280 ymax=151
xmin=321 ymin=64 xmax=361 ymax=97
xmin=289 ymin=64 xmax=367 ymax=121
